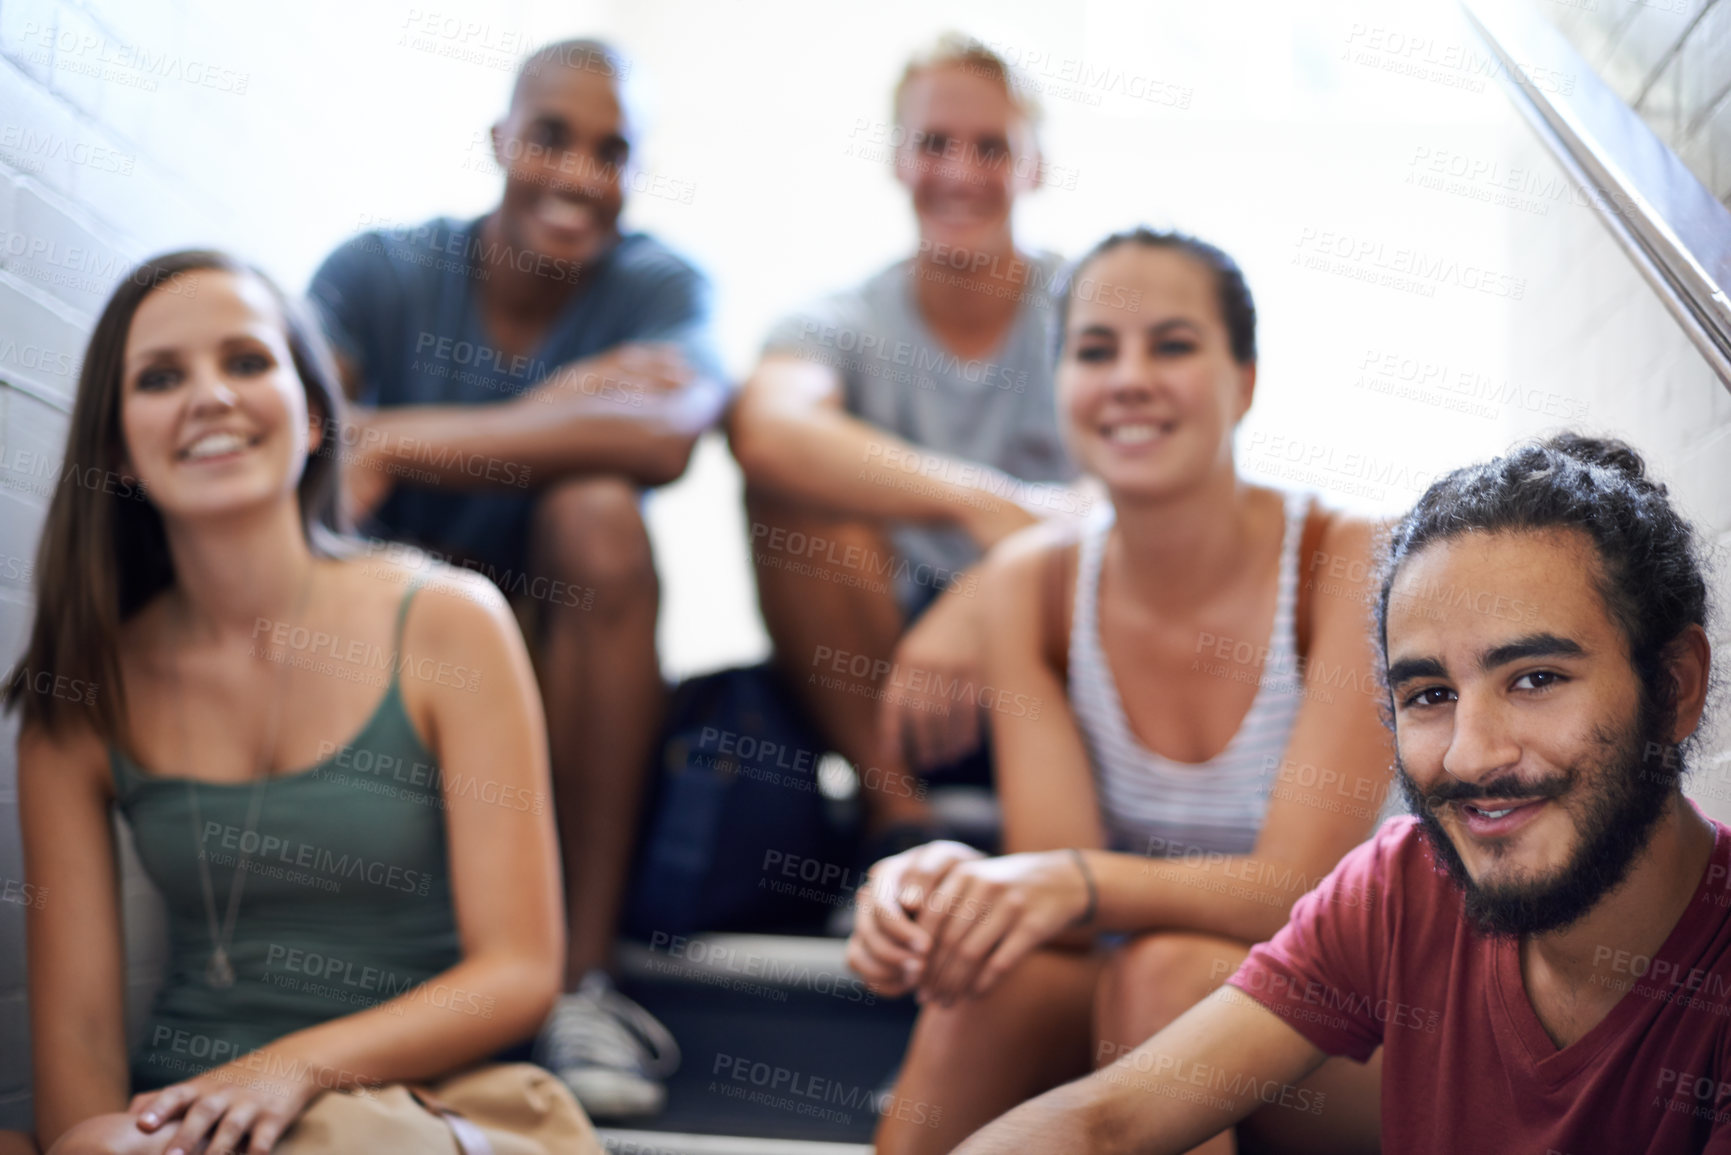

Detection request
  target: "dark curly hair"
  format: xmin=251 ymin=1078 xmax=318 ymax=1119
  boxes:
xmin=1375 ymin=433 xmax=1715 ymax=748
xmin=1053 ymin=227 xmax=1258 ymax=366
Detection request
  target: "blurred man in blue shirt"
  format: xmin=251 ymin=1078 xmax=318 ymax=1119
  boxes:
xmin=309 ymin=38 xmax=722 ymax=1119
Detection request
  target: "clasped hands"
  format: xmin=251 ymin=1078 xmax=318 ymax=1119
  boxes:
xmin=846 ymin=839 xmax=1095 ymax=1007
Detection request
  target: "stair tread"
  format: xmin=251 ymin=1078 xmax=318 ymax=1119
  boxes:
xmin=618 ymin=933 xmax=853 ymax=988
xmin=598 ymin=1127 xmax=870 ymax=1154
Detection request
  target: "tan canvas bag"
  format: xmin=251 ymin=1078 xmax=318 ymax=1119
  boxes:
xmin=277 ymin=1063 xmax=603 ymax=1155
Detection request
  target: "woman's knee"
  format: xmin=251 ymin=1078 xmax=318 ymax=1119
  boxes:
xmin=907 ymin=982 xmax=1012 ymax=1058
xmin=528 ymin=476 xmax=655 ymax=597
xmin=1096 ymin=932 xmax=1247 ymax=1050
xmin=45 ymin=1113 xmax=163 ymax=1155
xmin=907 ymin=948 xmax=1099 ymax=1065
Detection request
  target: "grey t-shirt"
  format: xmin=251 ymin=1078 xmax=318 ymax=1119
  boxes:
xmin=762 ymin=254 xmax=1077 ymax=612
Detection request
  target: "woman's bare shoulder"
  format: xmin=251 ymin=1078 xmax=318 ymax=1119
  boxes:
xmin=330 ymin=553 xmax=514 ymax=659
xmin=1304 ymin=499 xmax=1385 ymax=567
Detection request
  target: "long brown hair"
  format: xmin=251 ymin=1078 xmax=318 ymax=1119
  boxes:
xmin=1 ymin=250 xmax=351 ymax=744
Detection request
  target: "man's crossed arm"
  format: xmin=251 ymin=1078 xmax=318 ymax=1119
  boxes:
xmin=337 ymin=342 xmax=728 ymax=517
xmin=955 ymin=986 xmax=1327 ymax=1154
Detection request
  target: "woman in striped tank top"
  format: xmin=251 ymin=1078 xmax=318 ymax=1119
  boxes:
xmin=851 ymin=231 xmax=1393 ymax=1154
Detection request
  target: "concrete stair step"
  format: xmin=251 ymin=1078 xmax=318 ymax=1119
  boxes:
xmin=599 ymin=1128 xmax=870 ymax=1154
xmin=611 ymin=932 xmax=916 ymax=1145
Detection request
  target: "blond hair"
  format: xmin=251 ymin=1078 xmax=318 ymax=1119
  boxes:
xmin=892 ymin=32 xmax=1043 ymax=132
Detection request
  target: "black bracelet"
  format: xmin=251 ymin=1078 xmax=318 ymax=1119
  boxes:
xmin=1068 ymin=847 xmax=1098 ymax=928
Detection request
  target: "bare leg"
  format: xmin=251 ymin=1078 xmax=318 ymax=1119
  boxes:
xmin=43 ymin=1113 xmax=173 ymax=1154
xmin=744 ymin=489 xmax=929 ymax=832
xmin=875 ymin=948 xmax=1101 ymax=1155
xmin=1093 ymin=932 xmax=1382 ymax=1155
xmin=529 ymin=476 xmax=665 ymax=986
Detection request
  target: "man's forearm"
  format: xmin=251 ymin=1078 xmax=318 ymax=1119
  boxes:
xmin=955 ymin=1061 xmax=1249 ymax=1155
xmin=953 ymin=1077 xmax=1122 ymax=1154
xmin=737 ymin=404 xmax=1023 ymax=534
xmin=956 ymin=989 xmax=1327 ymax=1155
xmin=360 ymin=395 xmax=700 ymax=490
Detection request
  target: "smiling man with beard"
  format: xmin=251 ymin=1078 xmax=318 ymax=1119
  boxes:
xmin=954 ymin=433 xmax=1731 ymax=1154
xmin=307 ymin=39 xmax=723 ymax=1121
xmin=1396 ymin=629 xmax=1684 ymax=940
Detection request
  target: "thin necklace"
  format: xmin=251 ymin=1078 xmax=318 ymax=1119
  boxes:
xmin=177 ymin=560 xmax=318 ymax=990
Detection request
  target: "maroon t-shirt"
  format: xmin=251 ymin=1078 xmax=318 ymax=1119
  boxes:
xmin=1227 ymin=814 xmax=1731 ymax=1154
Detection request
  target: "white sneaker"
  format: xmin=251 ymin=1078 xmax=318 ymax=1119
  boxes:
xmin=534 ymin=971 xmax=681 ymax=1119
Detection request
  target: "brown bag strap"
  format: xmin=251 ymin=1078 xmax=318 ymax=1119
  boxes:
xmin=1294 ymin=496 xmax=1330 ymax=664
xmin=1041 ymin=539 xmax=1076 ymax=681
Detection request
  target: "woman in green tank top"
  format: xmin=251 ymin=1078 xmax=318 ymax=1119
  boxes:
xmin=5 ymin=251 xmax=566 ymax=1154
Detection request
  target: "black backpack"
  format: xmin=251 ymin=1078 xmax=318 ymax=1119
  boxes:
xmin=621 ymin=663 xmax=861 ymax=938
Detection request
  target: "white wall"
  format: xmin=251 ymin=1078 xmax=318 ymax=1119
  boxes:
xmin=1495 ymin=89 xmax=1731 ymax=819
xmin=1 ymin=0 xmax=1727 ymax=1131
xmin=605 ymin=0 xmax=1532 ymax=673
xmin=1546 ymin=0 xmax=1731 ymax=205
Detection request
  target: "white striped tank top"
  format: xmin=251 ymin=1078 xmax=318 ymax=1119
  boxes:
xmin=1069 ymin=491 xmax=1308 ymax=857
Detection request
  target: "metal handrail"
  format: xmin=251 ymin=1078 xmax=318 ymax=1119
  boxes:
xmin=1461 ymin=0 xmax=1731 ymax=391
